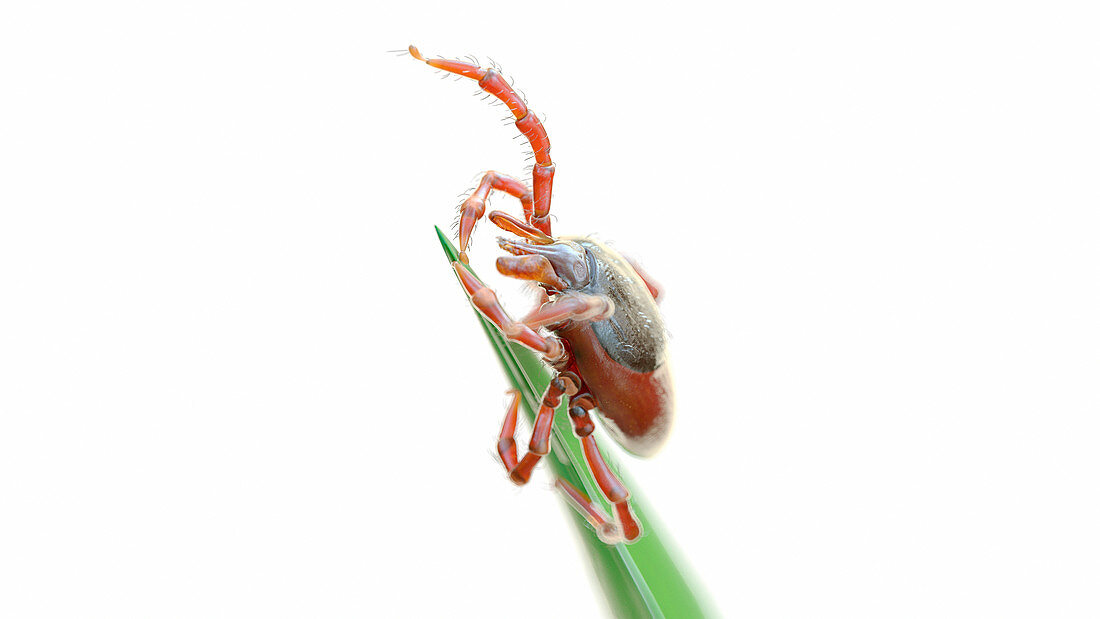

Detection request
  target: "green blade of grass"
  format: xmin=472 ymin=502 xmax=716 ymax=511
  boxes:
xmin=436 ymin=227 xmax=712 ymax=618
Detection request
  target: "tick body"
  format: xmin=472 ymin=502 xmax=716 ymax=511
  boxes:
xmin=560 ymin=238 xmax=672 ymax=458
xmin=409 ymin=45 xmax=671 ymax=543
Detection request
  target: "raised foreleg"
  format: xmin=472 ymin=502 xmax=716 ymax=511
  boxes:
xmin=409 ymin=45 xmax=556 ymax=236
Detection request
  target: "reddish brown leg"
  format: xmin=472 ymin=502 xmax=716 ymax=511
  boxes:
xmin=409 ymin=45 xmax=556 ymax=235
xmin=625 ymin=256 xmax=663 ymax=303
xmin=456 ymin=171 xmax=533 ymax=263
xmin=517 ymin=293 xmax=614 ymax=330
xmin=555 ymin=478 xmax=623 ymax=544
xmin=455 ymin=262 xmax=614 ymax=361
xmin=561 ymin=395 xmax=643 ymax=543
xmin=487 ymin=211 xmax=553 ymax=245
xmin=453 ymin=260 xmax=564 ymax=362
xmin=497 ymin=373 xmax=579 ymax=484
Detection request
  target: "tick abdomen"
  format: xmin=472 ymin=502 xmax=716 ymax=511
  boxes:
xmin=560 ymin=238 xmax=673 ymax=457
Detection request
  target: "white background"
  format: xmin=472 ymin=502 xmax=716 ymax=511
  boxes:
xmin=2 ymin=1 xmax=1098 ymax=617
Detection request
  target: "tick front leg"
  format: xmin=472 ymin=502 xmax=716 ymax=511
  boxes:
xmin=497 ymin=373 xmax=579 ymax=484
xmin=453 ymin=261 xmax=565 ymax=363
xmin=409 ymin=46 xmax=556 ymax=236
xmin=517 ymin=292 xmax=614 ymax=330
xmin=456 ymin=171 xmax=533 ymax=263
xmin=559 ymin=396 xmax=643 ymax=543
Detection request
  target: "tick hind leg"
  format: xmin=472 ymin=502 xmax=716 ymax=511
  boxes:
xmin=558 ymin=395 xmax=643 ymax=543
xmin=496 ymin=373 xmax=579 ymax=484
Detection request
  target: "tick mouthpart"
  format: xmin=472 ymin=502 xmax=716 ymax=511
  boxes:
xmin=497 ymin=238 xmax=590 ymax=289
xmin=496 ymin=254 xmax=568 ymax=290
xmin=488 ymin=210 xmax=554 ymax=244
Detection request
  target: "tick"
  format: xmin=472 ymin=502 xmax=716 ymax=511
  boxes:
xmin=408 ymin=45 xmax=672 ymax=543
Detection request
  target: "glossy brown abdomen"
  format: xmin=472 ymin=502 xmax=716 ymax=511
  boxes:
xmin=559 ymin=238 xmax=673 ymax=457
xmin=561 ymin=324 xmax=673 ymax=456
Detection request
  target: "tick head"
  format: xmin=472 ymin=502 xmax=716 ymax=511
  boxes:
xmin=496 ymin=238 xmax=590 ymax=290
xmin=487 ymin=210 xmax=589 ymax=290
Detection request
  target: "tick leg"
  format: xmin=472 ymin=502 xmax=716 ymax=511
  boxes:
xmin=555 ymin=478 xmax=623 ymax=545
xmin=497 ymin=373 xmax=579 ymax=484
xmin=409 ymin=45 xmax=555 ymax=235
xmin=562 ymin=396 xmax=644 ymax=543
xmin=487 ymin=211 xmax=554 ymax=245
xmin=516 ymin=292 xmax=614 ymax=330
xmin=625 ymin=256 xmax=663 ymax=303
xmin=453 ymin=261 xmax=565 ymax=363
xmin=456 ymin=171 xmax=533 ymax=263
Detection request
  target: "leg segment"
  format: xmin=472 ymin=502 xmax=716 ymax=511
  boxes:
xmin=452 ymin=260 xmax=564 ymax=363
xmin=456 ymin=171 xmax=533 ymax=263
xmin=560 ymin=394 xmax=643 ymax=542
xmin=555 ymin=478 xmax=624 ymax=544
xmin=625 ymin=256 xmax=662 ymax=303
xmin=496 ymin=373 xmax=579 ymax=484
xmin=517 ymin=293 xmax=614 ymax=330
xmin=487 ymin=211 xmax=554 ymax=245
xmin=409 ymin=45 xmax=556 ymax=235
